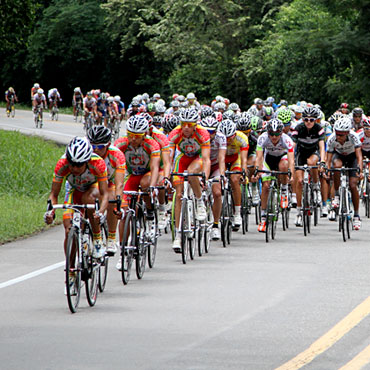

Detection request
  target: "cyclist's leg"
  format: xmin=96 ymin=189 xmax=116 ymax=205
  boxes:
xmin=332 ymin=154 xmax=343 ymax=203
xmin=188 ymin=156 xmax=203 ymax=199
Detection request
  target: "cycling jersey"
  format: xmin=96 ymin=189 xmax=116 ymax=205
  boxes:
xmin=101 ymin=146 xmax=126 ymax=186
xmin=97 ymin=98 xmax=108 ymax=112
xmin=48 ymin=90 xmax=60 ymax=100
xmin=326 ymin=131 xmax=361 ymax=156
xmin=291 ymin=122 xmax=325 ymax=151
xmin=5 ymin=91 xmax=15 ymax=101
xmin=257 ymin=132 xmax=294 ymax=157
xmin=150 ymin=127 xmax=170 ymax=152
xmin=226 ymin=131 xmax=249 ymax=156
xmin=168 ymin=125 xmax=210 ymax=157
xmin=33 ymin=94 xmax=46 ymax=105
xmin=114 ymin=136 xmax=160 ymax=175
xmin=116 ymin=101 xmax=125 ymax=113
xmin=357 ymin=129 xmax=370 ymax=152
xmin=73 ymin=92 xmax=83 ymax=102
xmin=248 ymin=132 xmax=258 ymax=154
xmin=83 ymin=97 xmax=96 ymax=108
xmin=53 ymin=153 xmax=108 ymax=192
xmin=210 ymin=131 xmax=227 ymax=166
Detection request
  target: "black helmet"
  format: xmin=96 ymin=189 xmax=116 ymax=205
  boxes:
xmin=352 ymin=107 xmax=364 ymax=117
xmin=87 ymin=126 xmax=112 ymax=144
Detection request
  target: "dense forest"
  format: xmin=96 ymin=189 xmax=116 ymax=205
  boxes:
xmin=1 ymin=0 xmax=369 ymax=113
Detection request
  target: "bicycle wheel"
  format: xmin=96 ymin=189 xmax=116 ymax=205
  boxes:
xmin=226 ymin=194 xmax=233 ymax=245
xmin=221 ymin=195 xmax=229 ymax=248
xmin=197 ymin=223 xmax=204 ymax=257
xmin=135 ymin=207 xmax=147 ymax=279
xmin=271 ymin=189 xmax=278 ymax=240
xmin=121 ymin=212 xmax=135 ymax=285
xmin=366 ymin=182 xmax=370 ymax=218
xmin=65 ymin=228 xmax=81 ymax=313
xmin=85 ymin=225 xmax=99 ymax=307
xmin=171 ymin=192 xmax=176 ymax=241
xmin=189 ymin=200 xmax=196 ymax=260
xmin=241 ymin=184 xmax=249 ymax=234
xmin=281 ymin=208 xmax=287 ymax=231
xmin=181 ymin=200 xmax=189 ymax=264
xmin=303 ymin=183 xmax=309 ymax=236
xmin=35 ymin=115 xmax=38 ymax=128
xmin=11 ymin=105 xmax=15 ymax=118
xmin=148 ymin=210 xmax=158 ymax=268
xmin=98 ymin=221 xmax=109 ymax=293
xmin=265 ymin=187 xmax=274 ymax=243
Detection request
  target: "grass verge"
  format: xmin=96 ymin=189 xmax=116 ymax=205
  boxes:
xmin=0 ymin=101 xmax=74 ymax=115
xmin=0 ymin=130 xmax=65 ymax=243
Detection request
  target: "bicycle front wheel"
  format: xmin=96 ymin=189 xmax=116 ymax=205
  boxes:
xmin=180 ymin=200 xmax=189 ymax=264
xmin=135 ymin=208 xmax=147 ymax=279
xmin=98 ymin=221 xmax=109 ymax=293
xmin=121 ymin=213 xmax=135 ymax=285
xmin=241 ymin=184 xmax=249 ymax=234
xmin=85 ymin=225 xmax=99 ymax=307
xmin=65 ymin=228 xmax=81 ymax=313
xmin=148 ymin=210 xmax=158 ymax=268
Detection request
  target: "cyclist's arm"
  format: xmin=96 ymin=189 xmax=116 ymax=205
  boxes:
xmin=287 ymin=151 xmax=295 ymax=175
xmin=255 ymin=148 xmax=264 ymax=172
xmin=98 ymin=180 xmax=109 ymax=215
xmin=356 ymin=147 xmax=363 ymax=173
xmin=201 ymin=145 xmax=211 ymax=180
xmin=218 ymin=148 xmax=226 ymax=176
xmin=48 ymin=181 xmax=62 ymax=205
xmin=162 ymin=149 xmax=172 ymax=179
xmin=114 ymin=170 xmax=125 ymax=198
xmin=326 ymin=152 xmax=333 ymax=168
xmin=149 ymin=156 xmax=161 ymax=187
xmin=319 ymin=140 xmax=326 ymax=164
xmin=5 ymin=94 xmax=9 ymax=103
xmin=240 ymin=150 xmax=248 ymax=173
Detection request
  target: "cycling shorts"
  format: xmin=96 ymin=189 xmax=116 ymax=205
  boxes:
xmin=261 ymin=153 xmax=287 ymax=182
xmin=295 ymin=149 xmax=320 ymax=166
xmin=362 ymin=149 xmax=370 ymax=159
xmin=332 ymin=152 xmax=358 ymax=178
xmin=225 ymin=153 xmax=241 ymax=172
xmin=123 ymin=172 xmax=151 ymax=206
xmin=173 ymin=153 xmax=203 ymax=186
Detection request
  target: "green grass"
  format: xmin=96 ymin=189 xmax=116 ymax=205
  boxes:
xmin=0 ymin=131 xmax=66 ymax=243
xmin=0 ymin=101 xmax=74 ymax=115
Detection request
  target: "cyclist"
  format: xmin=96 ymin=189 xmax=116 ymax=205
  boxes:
xmin=252 ymin=119 xmax=295 ymax=232
xmin=96 ymin=93 xmax=109 ymax=126
xmin=87 ymin=126 xmax=126 ymax=254
xmin=200 ymin=116 xmax=227 ymax=240
xmin=166 ymin=100 xmax=181 ymax=115
xmin=214 ymin=102 xmax=227 ymax=114
xmin=5 ymin=87 xmax=18 ymax=115
xmin=107 ymin=96 xmax=119 ymax=123
xmin=277 ymin=108 xmax=293 ymax=135
xmin=83 ymin=91 xmax=97 ymax=122
xmin=325 ymin=117 xmax=363 ymax=230
xmin=218 ymin=119 xmax=249 ymax=229
xmin=48 ymin=88 xmax=62 ymax=116
xmin=113 ymin=95 xmax=125 ymax=121
xmin=357 ymin=118 xmax=370 ymax=160
xmin=126 ymin=100 xmax=141 ymax=118
xmin=291 ymin=106 xmax=326 ymax=226
xmin=44 ymin=137 xmax=109 ymax=261
xmin=229 ymin=103 xmax=241 ymax=116
xmin=32 ymin=88 xmax=47 ymax=123
xmin=168 ymin=109 xmax=211 ymax=252
xmin=264 ymin=106 xmax=275 ymax=121
xmin=114 ymin=115 xmax=161 ymax=269
xmin=72 ymin=87 xmax=83 ymax=121
xmin=162 ymin=114 xmax=180 ymax=135
xmin=31 ymin=83 xmax=40 ymax=100
xmin=186 ymin=92 xmax=201 ymax=110
xmin=248 ymin=98 xmax=266 ymax=118
xmin=351 ymin=107 xmax=366 ymax=131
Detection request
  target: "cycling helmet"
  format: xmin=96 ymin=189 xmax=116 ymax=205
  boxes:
xmin=177 ymin=95 xmax=185 ymax=102
xmin=114 ymin=95 xmax=121 ymax=102
xmin=179 ymin=108 xmax=199 ymax=123
xmin=87 ymin=91 xmax=93 ymax=97
xmin=170 ymin=100 xmax=180 ymax=108
xmin=155 ymin=104 xmax=166 ymax=114
xmin=212 ymin=111 xmax=223 ymax=122
xmin=267 ymin=118 xmax=284 ymax=134
xmin=215 ymin=102 xmax=226 ymax=111
xmin=186 ymin=92 xmax=196 ymax=100
xmin=107 ymin=96 xmax=114 ymax=103
xmin=363 ymin=117 xmax=370 ymax=128
xmin=172 ymin=93 xmax=179 ymax=100
xmin=126 ymin=115 xmax=149 ymax=133
xmin=153 ymin=93 xmax=161 ymax=99
xmin=94 ymin=89 xmax=101 ymax=95
xmin=201 ymin=105 xmax=213 ymax=119
xmin=277 ymin=108 xmax=293 ymax=124
xmin=37 ymin=88 xmax=44 ymax=94
xmin=279 ymin=99 xmax=288 ymax=106
xmin=200 ymin=116 xmax=219 ymax=130
xmin=229 ymin=103 xmax=239 ymax=111
xmin=254 ymin=98 xmax=263 ymax=105
xmin=142 ymin=92 xmax=149 ymax=101
xmin=87 ymin=126 xmax=112 ymax=144
xmin=100 ymin=93 xmax=107 ymax=100
xmin=8 ymin=87 xmax=14 ymax=93
xmin=218 ymin=119 xmax=237 ymax=137
xmin=265 ymin=96 xmax=275 ymax=104
xmin=265 ymin=106 xmax=274 ymax=116
xmin=334 ymin=117 xmax=352 ymax=132
xmin=215 ymin=95 xmax=223 ymax=102
xmin=34 ymin=83 xmax=40 ymax=88
xmin=292 ymin=104 xmax=303 ymax=113
xmin=66 ymin=137 xmax=93 ymax=163
xmin=162 ymin=114 xmax=179 ymax=133
xmin=329 ymin=112 xmax=344 ymax=124
xmin=302 ymin=106 xmax=319 ymax=118
xmin=74 ymin=87 xmax=81 ymax=93
xmin=141 ymin=112 xmax=153 ymax=127
xmin=352 ymin=107 xmax=364 ymax=116
xmin=314 ymin=104 xmax=322 ymax=110
xmin=340 ymin=102 xmax=349 ymax=109
xmin=251 ymin=116 xmax=263 ymax=132
xmin=237 ymin=113 xmax=252 ymax=131
xmin=222 ymin=110 xmax=235 ymax=121
xmin=152 ymin=115 xmax=163 ymax=126
xmin=131 ymin=100 xmax=140 ymax=107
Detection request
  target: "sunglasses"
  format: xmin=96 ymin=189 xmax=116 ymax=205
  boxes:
xmin=92 ymin=144 xmax=107 ymax=150
xmin=303 ymin=118 xmax=316 ymax=123
xmin=268 ymin=132 xmax=281 ymax=137
xmin=181 ymin=122 xmax=197 ymax=128
xmin=364 ymin=127 xmax=370 ymax=131
xmin=127 ymin=131 xmax=145 ymax=137
xmin=68 ymin=161 xmax=86 ymax=168
xmin=335 ymin=132 xmax=348 ymax=137
xmin=207 ymin=129 xmax=216 ymax=135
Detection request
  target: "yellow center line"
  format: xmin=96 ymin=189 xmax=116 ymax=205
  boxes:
xmin=275 ymin=296 xmax=370 ymax=370
xmin=339 ymin=344 xmax=370 ymax=370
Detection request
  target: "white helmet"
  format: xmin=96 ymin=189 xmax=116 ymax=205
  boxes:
xmin=53 ymin=88 xmax=58 ymax=94
xmin=114 ymin=95 xmax=121 ymax=102
xmin=107 ymin=96 xmax=114 ymax=103
xmin=179 ymin=108 xmax=199 ymax=123
xmin=218 ymin=119 xmax=237 ymax=137
xmin=153 ymin=93 xmax=161 ymax=99
xmin=215 ymin=102 xmax=226 ymax=111
xmin=37 ymin=88 xmax=44 ymax=94
xmin=66 ymin=137 xmax=93 ymax=163
xmin=126 ymin=115 xmax=149 ymax=133
xmin=186 ymin=92 xmax=196 ymax=100
xmin=215 ymin=95 xmax=223 ymax=102
xmin=34 ymin=83 xmax=40 ymax=88
xmin=74 ymin=87 xmax=81 ymax=93
xmin=142 ymin=92 xmax=149 ymax=101
xmin=334 ymin=117 xmax=352 ymax=132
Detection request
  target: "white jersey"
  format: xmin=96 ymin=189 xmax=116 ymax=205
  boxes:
xmin=33 ymin=94 xmax=46 ymax=104
xmin=210 ymin=131 xmax=227 ymax=166
xmin=326 ymin=130 xmax=361 ymax=156
xmin=83 ymin=97 xmax=97 ymax=108
xmin=48 ymin=90 xmax=60 ymax=99
xmin=257 ymin=132 xmax=294 ymax=157
xmin=357 ymin=129 xmax=370 ymax=152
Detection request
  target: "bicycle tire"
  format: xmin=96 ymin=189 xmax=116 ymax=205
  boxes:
xmin=65 ymin=228 xmax=81 ymax=313
xmin=98 ymin=221 xmax=109 ymax=292
xmin=265 ymin=187 xmax=274 ymax=243
xmin=148 ymin=210 xmax=158 ymax=268
xmin=242 ymin=184 xmax=249 ymax=234
xmin=281 ymin=208 xmax=287 ymax=231
xmin=189 ymin=200 xmax=196 ymax=260
xmin=85 ymin=225 xmax=99 ymax=307
xmin=135 ymin=207 xmax=147 ymax=279
xmin=11 ymin=106 xmax=15 ymax=118
xmin=303 ymin=183 xmax=309 ymax=236
xmin=271 ymin=189 xmax=278 ymax=240
xmin=226 ymin=194 xmax=233 ymax=245
xmin=121 ymin=213 xmax=135 ymax=285
xmin=171 ymin=192 xmax=176 ymax=241
xmin=366 ymin=182 xmax=370 ymax=218
xmin=197 ymin=224 xmax=204 ymax=257
xmin=181 ymin=200 xmax=189 ymax=264
xmin=221 ymin=195 xmax=229 ymax=248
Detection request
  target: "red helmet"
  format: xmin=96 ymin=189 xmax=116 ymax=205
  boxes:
xmin=213 ymin=111 xmax=223 ymax=122
xmin=138 ymin=105 xmax=147 ymax=113
xmin=172 ymin=93 xmax=179 ymax=100
xmin=340 ymin=102 xmax=349 ymax=109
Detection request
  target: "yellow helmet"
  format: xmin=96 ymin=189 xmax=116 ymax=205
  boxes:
xmin=9 ymin=87 xmax=14 ymax=93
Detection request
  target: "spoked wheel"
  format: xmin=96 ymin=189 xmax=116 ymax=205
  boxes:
xmin=313 ymin=204 xmax=319 ymax=226
xmin=303 ymin=184 xmax=310 ymax=236
xmin=265 ymin=215 xmax=270 ymax=243
xmin=171 ymin=193 xmax=176 ymax=241
xmin=35 ymin=116 xmax=39 ymax=128
xmin=98 ymin=221 xmax=109 ymax=293
xmin=241 ymin=184 xmax=249 ymax=234
xmin=135 ymin=209 xmax=147 ymax=280
xmin=340 ymin=215 xmax=347 ymax=242
xmin=226 ymin=197 xmax=233 ymax=245
xmin=85 ymin=255 xmax=99 ymax=307
xmin=121 ymin=213 xmax=135 ymax=285
xmin=181 ymin=201 xmax=189 ymax=264
xmin=346 ymin=213 xmax=352 ymax=240
xmin=65 ymin=229 xmax=81 ymax=314
xmin=189 ymin=201 xmax=197 ymax=260
xmin=148 ymin=211 xmax=158 ymax=268
xmin=198 ymin=223 xmax=205 ymax=257
xmin=221 ymin=197 xmax=229 ymax=248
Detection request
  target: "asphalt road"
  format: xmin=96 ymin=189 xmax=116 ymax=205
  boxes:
xmin=1 ymin=109 xmax=370 ymax=370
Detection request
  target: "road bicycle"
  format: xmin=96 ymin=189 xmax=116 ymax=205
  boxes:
xmin=171 ymin=171 xmax=203 ymax=264
xmin=108 ymin=114 xmax=120 ymax=141
xmin=46 ymin=199 xmax=101 ymax=313
xmin=256 ymin=169 xmax=290 ymax=243
xmin=295 ymin=165 xmax=320 ymax=236
xmin=51 ymin=100 xmax=59 ymax=121
xmin=34 ymin=106 xmax=43 ymax=128
xmin=84 ymin=112 xmax=97 ymax=133
xmin=74 ymin=101 xmax=83 ymax=123
xmin=120 ymin=188 xmax=159 ymax=284
xmin=6 ymin=98 xmax=15 ymax=118
xmin=327 ymin=167 xmax=358 ymax=242
xmin=360 ymin=158 xmax=370 ymax=218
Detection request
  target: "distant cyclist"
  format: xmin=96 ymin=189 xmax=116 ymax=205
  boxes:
xmin=48 ymin=88 xmax=62 ymax=116
xmin=72 ymin=87 xmax=83 ymax=121
xmin=5 ymin=87 xmax=18 ymax=115
xmin=32 ymin=88 xmax=47 ymax=122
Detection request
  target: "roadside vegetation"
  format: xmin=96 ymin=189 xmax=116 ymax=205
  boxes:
xmin=0 ymin=130 xmax=65 ymax=243
xmin=0 ymin=102 xmax=74 ymax=115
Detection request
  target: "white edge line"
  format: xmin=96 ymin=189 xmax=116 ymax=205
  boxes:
xmin=0 ymin=261 xmax=64 ymax=289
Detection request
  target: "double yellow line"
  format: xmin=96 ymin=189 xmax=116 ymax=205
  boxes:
xmin=276 ymin=296 xmax=370 ymax=369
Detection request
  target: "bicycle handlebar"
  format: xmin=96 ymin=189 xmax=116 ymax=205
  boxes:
xmin=326 ymin=167 xmax=359 ymax=173
xmin=295 ymin=165 xmax=319 ymax=170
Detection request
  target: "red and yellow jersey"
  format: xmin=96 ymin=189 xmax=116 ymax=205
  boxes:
xmin=150 ymin=127 xmax=170 ymax=152
xmin=53 ymin=153 xmax=108 ymax=192
xmin=114 ymin=136 xmax=160 ymax=175
xmin=102 ymin=145 xmax=126 ymax=184
xmin=168 ymin=125 xmax=210 ymax=157
xmin=226 ymin=131 xmax=249 ymax=156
